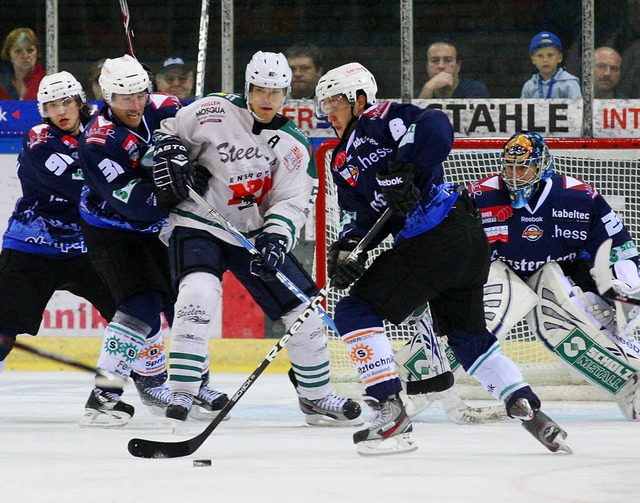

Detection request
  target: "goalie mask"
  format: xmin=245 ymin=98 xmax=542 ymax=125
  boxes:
xmin=37 ymin=71 xmax=86 ymax=118
xmin=99 ymin=54 xmax=151 ymax=105
xmin=314 ymin=62 xmax=378 ymax=119
xmin=501 ymin=131 xmax=552 ymax=209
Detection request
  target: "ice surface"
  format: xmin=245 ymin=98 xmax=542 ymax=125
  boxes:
xmin=1 ymin=372 xmax=639 ymax=503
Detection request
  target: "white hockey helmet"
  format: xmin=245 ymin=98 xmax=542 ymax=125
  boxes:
xmin=314 ymin=62 xmax=378 ymax=118
xmin=99 ymin=54 xmax=151 ymax=104
xmin=37 ymin=71 xmax=86 ymax=117
xmin=244 ymin=51 xmax=292 ymax=101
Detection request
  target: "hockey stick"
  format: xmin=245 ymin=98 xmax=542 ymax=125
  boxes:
xmin=118 ymin=0 xmax=136 ymax=58
xmin=593 ymin=238 xmax=640 ymax=306
xmin=0 ymin=334 xmax=127 ymax=388
xmin=186 ymin=186 xmax=338 ymax=332
xmin=127 ymin=208 xmax=392 ymax=458
xmin=194 ymin=0 xmax=210 ymax=100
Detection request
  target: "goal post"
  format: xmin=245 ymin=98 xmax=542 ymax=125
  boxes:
xmin=314 ymin=137 xmax=640 ymax=400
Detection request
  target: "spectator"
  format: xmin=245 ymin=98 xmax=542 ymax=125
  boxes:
xmin=285 ymin=43 xmax=323 ymax=99
xmin=416 ymin=40 xmax=488 ymax=99
xmin=0 ymin=28 xmax=45 ymax=100
xmin=156 ymin=57 xmax=194 ymax=102
xmin=521 ymin=31 xmax=581 ymax=99
xmin=88 ymin=58 xmax=105 ymax=100
xmin=594 ymin=47 xmax=626 ymax=99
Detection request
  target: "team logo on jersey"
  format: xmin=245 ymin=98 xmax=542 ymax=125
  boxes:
xmin=60 ymin=135 xmax=78 ymax=150
xmin=350 ymin=344 xmax=374 ymax=364
xmin=337 ymin=164 xmax=359 ymax=187
xmin=282 ymin=145 xmax=304 ymax=172
xmin=27 ymin=124 xmax=50 ymax=149
xmin=485 ymin=225 xmax=508 ymax=244
xmin=86 ymin=116 xmax=115 ymax=146
xmin=551 ymin=208 xmax=589 ymax=222
xmin=332 ymin=151 xmax=346 ymax=171
xmin=522 ymin=224 xmax=543 ymax=241
xmin=122 ymin=133 xmax=140 ymax=169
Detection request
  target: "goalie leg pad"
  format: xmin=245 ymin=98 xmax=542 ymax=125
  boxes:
xmin=169 ymin=272 xmax=220 ymax=395
xmin=526 ymin=262 xmax=640 ymax=419
xmin=484 ymin=260 xmax=539 ymax=341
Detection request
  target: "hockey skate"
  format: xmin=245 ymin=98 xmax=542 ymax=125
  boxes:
xmin=298 ymin=393 xmax=363 ymax=427
xmin=132 ymin=371 xmax=172 ymax=416
xmin=507 ymin=392 xmax=572 ymax=454
xmin=190 ymin=373 xmax=229 ymax=420
xmin=79 ymin=387 xmax=135 ymax=428
xmin=166 ymin=392 xmax=194 ymax=422
xmin=353 ymin=395 xmax=417 ymax=456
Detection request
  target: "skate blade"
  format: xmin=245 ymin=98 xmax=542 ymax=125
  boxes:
xmin=78 ymin=409 xmax=131 ymax=429
xmin=188 ymin=406 xmax=230 ymax=421
xmin=305 ymin=414 xmax=364 ymax=427
xmin=356 ymin=433 xmax=418 ymax=456
xmin=447 ymin=405 xmax=508 ymax=425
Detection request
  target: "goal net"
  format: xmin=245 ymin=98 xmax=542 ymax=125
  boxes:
xmin=314 ymin=137 xmax=640 ymax=400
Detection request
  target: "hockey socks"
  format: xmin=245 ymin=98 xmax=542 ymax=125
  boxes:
xmin=467 ymin=341 xmax=528 ymax=401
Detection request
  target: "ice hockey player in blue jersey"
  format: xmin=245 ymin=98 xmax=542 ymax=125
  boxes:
xmin=315 ymin=63 xmax=571 ymax=455
xmin=77 ymin=55 xmax=227 ymax=427
xmin=0 ymin=72 xmax=116 ymax=371
xmin=470 ymin=131 xmax=640 ymax=420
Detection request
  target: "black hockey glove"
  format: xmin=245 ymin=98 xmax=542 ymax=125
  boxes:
xmin=376 ymin=160 xmax=421 ymax=216
xmin=152 ymin=134 xmax=195 ymax=203
xmin=327 ymin=237 xmax=368 ymax=290
xmin=250 ymin=232 xmax=288 ymax=281
xmin=192 ymin=164 xmax=212 ymax=196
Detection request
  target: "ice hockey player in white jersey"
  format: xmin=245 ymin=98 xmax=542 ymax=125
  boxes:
xmin=470 ymin=131 xmax=640 ymax=420
xmin=152 ymin=51 xmax=362 ymax=426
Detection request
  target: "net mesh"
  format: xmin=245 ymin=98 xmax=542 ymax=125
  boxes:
xmin=314 ymin=138 xmax=640 ymax=398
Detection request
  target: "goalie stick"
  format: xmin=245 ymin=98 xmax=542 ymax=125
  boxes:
xmin=186 ymin=186 xmax=338 ymax=332
xmin=0 ymin=334 xmax=126 ymax=388
xmin=118 ymin=0 xmax=136 ymax=58
xmin=127 ymin=208 xmax=392 ymax=459
xmin=593 ymin=238 xmax=640 ymax=306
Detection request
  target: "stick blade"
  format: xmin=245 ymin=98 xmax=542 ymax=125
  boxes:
xmin=127 ymin=437 xmax=194 ymax=459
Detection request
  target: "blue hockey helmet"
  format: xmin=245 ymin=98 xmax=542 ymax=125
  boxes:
xmin=500 ymin=131 xmax=553 ymax=208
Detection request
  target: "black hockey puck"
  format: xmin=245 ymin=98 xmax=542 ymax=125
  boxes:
xmin=193 ymin=459 xmax=212 ymax=467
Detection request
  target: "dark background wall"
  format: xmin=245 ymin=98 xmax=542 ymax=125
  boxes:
xmin=4 ymin=0 xmax=635 ymax=99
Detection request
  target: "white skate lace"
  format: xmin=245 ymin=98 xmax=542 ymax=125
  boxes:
xmin=171 ymin=391 xmax=194 ymax=409
xmin=368 ymin=401 xmax=395 ymax=429
xmin=95 ymin=389 xmax=122 ymax=403
xmin=310 ymin=394 xmax=348 ymax=412
xmin=197 ymin=385 xmax=225 ymax=403
xmin=142 ymin=384 xmax=171 ymax=402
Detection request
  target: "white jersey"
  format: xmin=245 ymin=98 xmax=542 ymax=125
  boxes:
xmin=157 ymin=93 xmax=317 ymax=250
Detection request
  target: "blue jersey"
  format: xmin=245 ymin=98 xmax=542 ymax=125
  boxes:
xmin=330 ymin=102 xmax=454 ymax=246
xmin=469 ymin=173 xmax=638 ymax=279
xmin=78 ymin=93 xmax=181 ymax=233
xmin=3 ymin=123 xmax=86 ymax=256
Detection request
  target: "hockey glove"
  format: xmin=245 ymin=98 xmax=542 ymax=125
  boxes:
xmin=152 ymin=134 xmax=195 ymax=203
xmin=327 ymin=237 xmax=368 ymax=290
xmin=192 ymin=164 xmax=212 ymax=196
xmin=250 ymin=232 xmax=288 ymax=281
xmin=376 ymin=160 xmax=421 ymax=216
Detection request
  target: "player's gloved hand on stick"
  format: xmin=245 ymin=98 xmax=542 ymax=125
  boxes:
xmin=327 ymin=237 xmax=368 ymax=290
xmin=152 ymin=134 xmax=195 ymax=205
xmin=192 ymin=164 xmax=212 ymax=196
xmin=376 ymin=160 xmax=421 ymax=216
xmin=250 ymin=232 xmax=288 ymax=281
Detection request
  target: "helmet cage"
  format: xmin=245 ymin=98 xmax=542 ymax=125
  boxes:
xmin=500 ymin=131 xmax=552 ymax=208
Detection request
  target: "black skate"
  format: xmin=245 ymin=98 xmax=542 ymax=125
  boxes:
xmin=298 ymin=394 xmax=363 ymax=427
xmin=80 ymin=387 xmax=135 ymax=428
xmin=166 ymin=392 xmax=193 ymax=422
xmin=191 ymin=372 xmax=229 ymax=419
xmin=131 ymin=371 xmax=171 ymax=416
xmin=508 ymin=397 xmax=573 ymax=454
xmin=353 ymin=395 xmax=417 ymax=456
